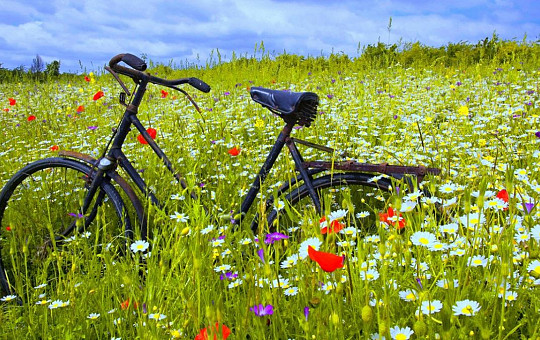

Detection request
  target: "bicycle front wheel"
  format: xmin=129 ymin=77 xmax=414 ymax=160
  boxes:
xmin=267 ymin=173 xmax=393 ymax=238
xmin=0 ymin=157 xmax=131 ymax=301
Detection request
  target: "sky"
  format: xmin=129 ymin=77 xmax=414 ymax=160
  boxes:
xmin=0 ymin=0 xmax=538 ymax=73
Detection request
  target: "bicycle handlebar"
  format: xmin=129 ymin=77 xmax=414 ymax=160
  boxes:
xmin=108 ymin=53 xmax=211 ymax=93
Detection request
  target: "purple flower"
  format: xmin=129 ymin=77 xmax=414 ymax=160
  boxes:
xmin=331 ymin=78 xmax=336 ymax=84
xmin=535 ymin=131 xmax=540 ymax=139
xmin=88 ymin=126 xmax=97 ymax=130
xmin=250 ymin=304 xmax=273 ymax=316
xmin=257 ymin=248 xmax=265 ymax=263
xmin=456 ymin=81 xmax=462 ymax=86
xmin=224 ymin=91 xmax=230 ymax=96
xmin=68 ymin=212 xmax=84 ymax=218
xmin=393 ymin=115 xmax=398 ymax=120
xmin=304 ymin=306 xmax=309 ymax=321
xmin=264 ymin=232 xmax=289 ymax=244
xmin=220 ymin=272 xmax=238 ymax=280
xmin=327 ymin=94 xmax=334 ymax=99
xmin=389 ymin=94 xmax=395 ymax=99
xmin=525 ymin=202 xmax=535 ymax=214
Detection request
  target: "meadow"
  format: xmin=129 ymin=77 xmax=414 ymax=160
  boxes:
xmin=0 ymin=38 xmax=539 ymax=339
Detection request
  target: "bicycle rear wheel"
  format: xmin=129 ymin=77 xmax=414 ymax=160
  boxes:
xmin=267 ymin=173 xmax=393 ymax=238
xmin=0 ymin=157 xmax=131 ymax=301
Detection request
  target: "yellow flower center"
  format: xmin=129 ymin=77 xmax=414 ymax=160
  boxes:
xmin=396 ymin=334 xmax=407 ymax=340
xmin=461 ymin=305 xmax=473 ymax=315
xmin=419 ymin=237 xmax=429 ymax=245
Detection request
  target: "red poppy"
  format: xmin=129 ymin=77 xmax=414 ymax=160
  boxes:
xmin=379 ymin=207 xmax=405 ymax=231
xmin=137 ymin=128 xmax=157 ymax=144
xmin=84 ymin=76 xmax=90 ymax=82
xmin=308 ymin=246 xmax=345 ymax=272
xmin=497 ymin=189 xmax=509 ymax=211
xmin=228 ymin=147 xmax=240 ymax=156
xmin=77 ymin=105 xmax=84 ymax=113
xmin=195 ymin=323 xmax=231 ymax=340
xmin=3 ymin=108 xmax=9 ymax=112
xmin=120 ymin=299 xmax=139 ymax=310
xmin=8 ymin=98 xmax=16 ymax=106
xmin=27 ymin=115 xmax=36 ymax=122
xmin=93 ymin=90 xmax=104 ymax=101
xmin=319 ymin=216 xmax=344 ymax=234
xmin=161 ymin=90 xmax=168 ymax=98
xmin=5 ymin=226 xmax=11 ymax=231
xmin=50 ymin=145 xmax=59 ymax=152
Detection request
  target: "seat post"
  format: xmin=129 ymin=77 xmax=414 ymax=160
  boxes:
xmin=239 ymin=122 xmax=295 ymax=218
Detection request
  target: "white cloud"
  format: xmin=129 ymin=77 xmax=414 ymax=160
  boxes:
xmin=0 ymin=0 xmax=537 ymax=72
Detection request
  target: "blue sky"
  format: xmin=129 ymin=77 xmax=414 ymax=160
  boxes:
xmin=0 ymin=0 xmax=538 ymax=73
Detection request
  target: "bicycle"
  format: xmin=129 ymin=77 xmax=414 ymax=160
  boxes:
xmin=0 ymin=53 xmax=440 ymax=301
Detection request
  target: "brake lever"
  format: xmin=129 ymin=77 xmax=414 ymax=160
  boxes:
xmin=171 ymin=85 xmax=202 ymax=113
xmin=105 ymin=66 xmax=131 ymax=96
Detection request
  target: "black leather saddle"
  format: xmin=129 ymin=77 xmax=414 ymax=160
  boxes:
xmin=250 ymin=87 xmax=319 ymax=127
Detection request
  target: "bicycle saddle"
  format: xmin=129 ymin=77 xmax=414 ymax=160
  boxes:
xmin=250 ymin=87 xmax=319 ymax=127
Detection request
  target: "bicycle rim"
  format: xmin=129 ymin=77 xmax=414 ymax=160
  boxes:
xmin=0 ymin=158 xmax=130 ymax=301
xmin=268 ymin=173 xmax=393 ymax=239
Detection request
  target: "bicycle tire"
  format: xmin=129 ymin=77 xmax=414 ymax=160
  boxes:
xmin=266 ymin=172 xmax=393 ymax=237
xmin=0 ymin=157 xmax=132 ymax=301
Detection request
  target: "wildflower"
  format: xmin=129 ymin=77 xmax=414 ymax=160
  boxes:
xmin=356 ymin=211 xmax=370 ymax=218
xmin=360 ymin=268 xmax=380 ymax=281
xmin=148 ymin=313 xmax=167 ymax=321
xmin=439 ymin=223 xmax=458 ymax=235
xmin=35 ymin=299 xmax=51 ymax=305
xmin=50 ymin=145 xmax=59 ymax=151
xmin=48 ymin=299 xmax=69 ymax=309
xmin=319 ymin=215 xmax=345 ymax=234
xmin=458 ymin=105 xmax=469 ymax=116
xmin=195 ymin=323 xmax=231 ymax=340
xmin=264 ymin=232 xmax=289 ymax=244
xmin=530 ymin=225 xmax=540 ymax=242
xmin=379 ymin=207 xmax=405 ymax=231
xmin=161 ymin=90 xmax=168 ymax=98
xmin=421 ymin=300 xmax=443 ymax=315
xmin=1 ymin=295 xmax=17 ymax=302
xmin=227 ymin=147 xmax=240 ymax=156
xmin=505 ymin=291 xmax=518 ymax=302
xmin=439 ymin=183 xmax=458 ymax=194
xmin=280 ymin=254 xmax=299 ymax=269
xmin=308 ymin=246 xmax=345 ymax=272
xmin=399 ymin=289 xmax=418 ymax=302
xmin=298 ymin=237 xmax=322 ymax=259
xmin=214 ymin=264 xmax=231 ymax=273
xmin=8 ymin=98 xmax=16 ymax=105
xmin=93 ymin=90 xmax=104 ymax=100
xmin=27 ymin=115 xmax=36 ymax=121
xmin=458 ymin=212 xmax=486 ymax=229
xmin=87 ymin=126 xmax=97 ymax=130
xmin=87 ymin=313 xmax=100 ymax=320
xmin=410 ymin=231 xmax=437 ymax=247
xmin=76 ymin=105 xmax=84 ymax=113
xmin=84 ymin=76 xmax=90 ymax=82
xmin=130 ymin=240 xmax=149 ymax=253
xmin=137 ymin=127 xmax=157 ymax=145
xmin=428 ymin=242 xmax=447 ymax=252
xmin=120 ymin=299 xmax=139 ymax=310
xmin=283 ymin=287 xmax=299 ymax=296
xmin=496 ymin=189 xmax=509 ymax=210
xmin=390 ymin=326 xmax=414 ymax=340
xmin=436 ymin=279 xmax=459 ymax=289
xmin=400 ymin=200 xmax=417 ymax=212
xmin=452 ymin=299 xmax=481 ymax=316
xmin=34 ymin=283 xmax=47 ymax=289
xmin=527 ymin=259 xmax=540 ymax=276
xmin=340 ymin=226 xmax=357 ymax=238
xmin=468 ymin=255 xmax=488 ymax=267
xmin=250 ymin=304 xmax=273 ymax=316
xmin=169 ymin=211 xmax=188 ymax=223
xmin=304 ymin=306 xmax=309 ymax=321
xmin=404 ymin=190 xmax=423 ymax=201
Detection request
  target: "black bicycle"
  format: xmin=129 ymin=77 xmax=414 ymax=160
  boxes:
xmin=0 ymin=53 xmax=440 ymax=301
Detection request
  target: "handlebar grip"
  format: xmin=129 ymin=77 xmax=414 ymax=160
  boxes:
xmin=121 ymin=53 xmax=147 ymax=71
xmin=188 ymin=77 xmax=211 ymax=93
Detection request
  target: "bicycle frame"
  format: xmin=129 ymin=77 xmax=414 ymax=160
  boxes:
xmin=74 ymin=74 xmax=326 ymax=238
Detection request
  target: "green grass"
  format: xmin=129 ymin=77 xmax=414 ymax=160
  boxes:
xmin=1 ymin=43 xmax=540 ymax=339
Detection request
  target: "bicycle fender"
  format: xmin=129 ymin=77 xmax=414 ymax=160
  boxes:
xmin=58 ymin=150 xmax=147 ymax=239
